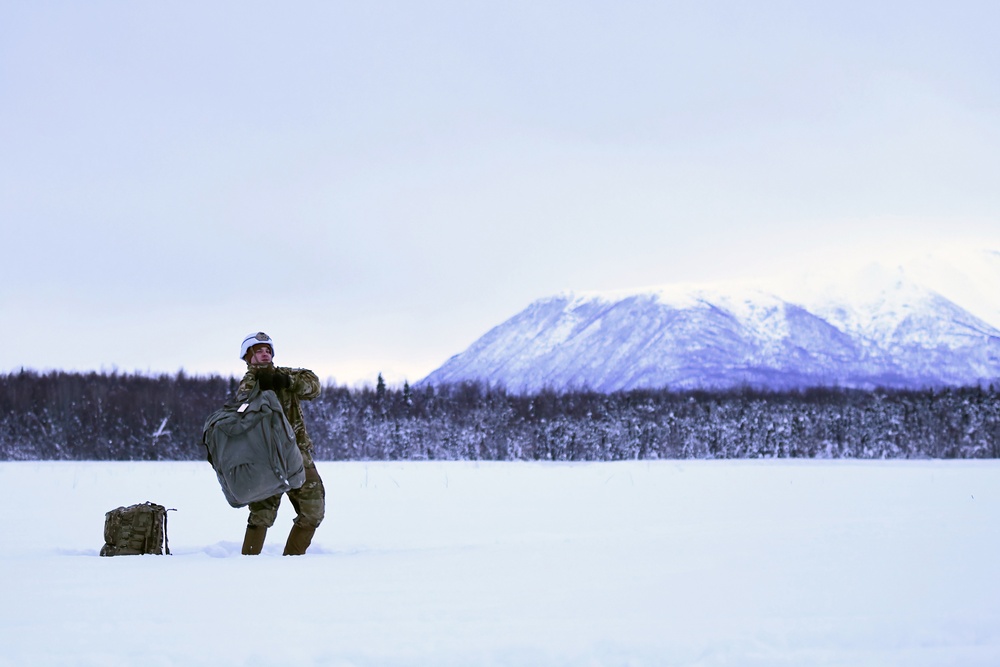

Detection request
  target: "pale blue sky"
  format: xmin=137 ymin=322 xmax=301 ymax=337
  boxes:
xmin=4 ymin=1 xmax=1000 ymax=385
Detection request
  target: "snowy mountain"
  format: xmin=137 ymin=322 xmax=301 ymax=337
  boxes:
xmin=422 ymin=247 xmax=1000 ymax=392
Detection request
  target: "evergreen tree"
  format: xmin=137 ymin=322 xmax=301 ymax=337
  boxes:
xmin=403 ymin=380 xmax=413 ymax=407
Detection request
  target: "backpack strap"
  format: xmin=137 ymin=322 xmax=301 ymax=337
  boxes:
xmin=163 ymin=508 xmax=176 ymax=555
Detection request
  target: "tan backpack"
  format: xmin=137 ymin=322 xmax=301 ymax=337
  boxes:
xmin=100 ymin=501 xmax=173 ymax=556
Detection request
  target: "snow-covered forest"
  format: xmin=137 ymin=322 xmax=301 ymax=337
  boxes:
xmin=2 ymin=370 xmax=997 ymax=461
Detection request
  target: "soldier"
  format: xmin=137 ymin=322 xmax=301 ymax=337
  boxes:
xmin=236 ymin=331 xmax=325 ymax=556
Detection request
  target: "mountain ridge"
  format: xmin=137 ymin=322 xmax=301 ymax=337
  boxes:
xmin=421 ymin=247 xmax=1000 ymax=392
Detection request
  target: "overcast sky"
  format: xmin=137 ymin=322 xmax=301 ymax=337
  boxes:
xmin=4 ymin=1 xmax=1000 ymax=386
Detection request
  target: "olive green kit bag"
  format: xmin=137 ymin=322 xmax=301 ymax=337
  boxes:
xmin=201 ymin=384 xmax=305 ymax=508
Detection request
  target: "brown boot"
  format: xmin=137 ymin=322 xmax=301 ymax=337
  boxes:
xmin=283 ymin=524 xmax=316 ymax=556
xmin=241 ymin=525 xmax=267 ymax=555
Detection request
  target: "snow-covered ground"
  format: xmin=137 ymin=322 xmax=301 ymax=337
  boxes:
xmin=1 ymin=459 xmax=998 ymax=666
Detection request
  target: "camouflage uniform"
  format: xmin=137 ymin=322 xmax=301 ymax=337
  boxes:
xmin=236 ymin=364 xmax=325 ymax=530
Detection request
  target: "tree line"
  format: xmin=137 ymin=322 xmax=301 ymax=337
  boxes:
xmin=1 ymin=369 xmax=998 ymax=461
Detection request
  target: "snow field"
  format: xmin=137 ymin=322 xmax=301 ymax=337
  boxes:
xmin=0 ymin=460 xmax=998 ymax=666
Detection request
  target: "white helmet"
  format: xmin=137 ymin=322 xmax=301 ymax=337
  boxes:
xmin=240 ymin=331 xmax=275 ymax=361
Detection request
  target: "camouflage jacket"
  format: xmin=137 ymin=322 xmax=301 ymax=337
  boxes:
xmin=237 ymin=364 xmax=321 ymax=467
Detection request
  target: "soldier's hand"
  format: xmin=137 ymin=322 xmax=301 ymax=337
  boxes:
xmin=256 ymin=367 xmax=290 ymax=392
xmin=271 ymin=371 xmax=292 ymax=390
xmin=255 ymin=366 xmax=275 ymax=391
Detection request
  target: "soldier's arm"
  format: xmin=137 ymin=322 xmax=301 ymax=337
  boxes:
xmin=284 ymin=367 xmax=321 ymax=401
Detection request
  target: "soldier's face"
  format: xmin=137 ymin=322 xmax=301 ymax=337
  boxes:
xmin=249 ymin=344 xmax=273 ymax=366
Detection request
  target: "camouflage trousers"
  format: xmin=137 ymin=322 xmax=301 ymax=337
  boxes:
xmin=248 ymin=463 xmax=325 ymax=529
